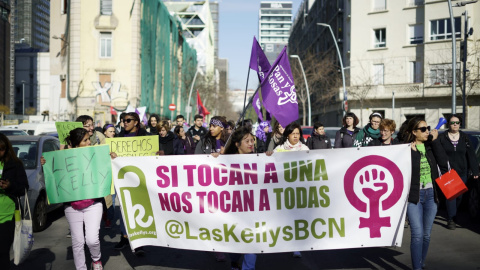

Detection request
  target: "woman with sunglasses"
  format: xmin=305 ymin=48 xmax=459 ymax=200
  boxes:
xmin=0 ymin=133 xmax=28 ymax=270
xmin=114 ymin=112 xmax=147 ymax=255
xmin=405 ymin=118 xmax=448 ymax=270
xmin=118 ymin=112 xmax=148 ymax=137
xmin=437 ymin=115 xmax=479 ymax=230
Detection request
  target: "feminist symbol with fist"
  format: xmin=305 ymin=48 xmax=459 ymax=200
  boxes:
xmin=344 ymin=155 xmax=404 ymax=238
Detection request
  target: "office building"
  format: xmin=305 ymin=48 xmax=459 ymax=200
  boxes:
xmin=259 ymin=1 xmax=292 ymax=63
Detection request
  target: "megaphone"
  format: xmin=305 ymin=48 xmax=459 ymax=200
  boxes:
xmin=435 ymin=117 xmax=447 ymax=130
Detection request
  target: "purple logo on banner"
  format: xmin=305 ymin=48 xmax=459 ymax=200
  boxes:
xmin=260 ymin=47 xmax=298 ymax=127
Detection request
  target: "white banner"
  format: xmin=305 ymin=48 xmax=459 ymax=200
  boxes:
xmin=112 ymin=144 xmax=411 ymax=253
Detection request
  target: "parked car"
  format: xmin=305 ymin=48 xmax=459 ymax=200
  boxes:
xmin=301 ymin=126 xmax=340 ymax=147
xmin=0 ymin=127 xmax=29 ymax=136
xmin=8 ymin=135 xmax=62 ymax=232
xmin=437 ymin=129 xmax=480 ymax=220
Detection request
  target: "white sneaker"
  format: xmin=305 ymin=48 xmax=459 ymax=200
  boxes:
xmin=91 ymin=260 xmax=103 ymax=270
xmin=293 ymin=251 xmax=302 ymax=258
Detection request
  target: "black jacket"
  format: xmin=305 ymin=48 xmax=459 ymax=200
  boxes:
xmin=306 ymin=134 xmax=331 ymax=149
xmin=334 ymin=127 xmax=360 ymax=148
xmin=409 ymin=140 xmax=448 ymax=204
xmin=2 ymin=159 xmax=29 ymax=209
xmin=186 ymin=126 xmax=208 ymax=143
xmin=118 ymin=127 xmax=148 ymax=137
xmin=368 ymin=137 xmax=400 ymax=146
xmin=438 ymin=131 xmax=479 ymax=178
xmin=173 ymin=136 xmax=196 ymax=155
xmin=159 ymin=131 xmax=175 ymax=155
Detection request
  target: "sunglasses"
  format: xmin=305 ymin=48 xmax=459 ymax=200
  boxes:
xmin=415 ymin=126 xmax=431 ymax=132
xmin=123 ymin=118 xmax=135 ymax=123
xmin=450 ymin=121 xmax=460 ymax=125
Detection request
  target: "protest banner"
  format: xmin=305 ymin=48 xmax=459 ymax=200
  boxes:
xmin=112 ymin=144 xmax=411 ymax=253
xmin=55 ymin=122 xmax=83 ymax=145
xmin=43 ymin=145 xmax=112 ymax=203
xmin=106 ymin=135 xmax=159 ymax=157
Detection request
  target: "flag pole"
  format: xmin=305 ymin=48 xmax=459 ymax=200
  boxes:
xmin=242 ymin=66 xmax=251 ymax=125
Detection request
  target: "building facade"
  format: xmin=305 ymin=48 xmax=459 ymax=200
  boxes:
xmin=259 ymin=1 xmax=292 ymax=63
xmin=49 ymin=0 xmax=141 ymax=123
xmin=289 ymin=0 xmax=480 ymax=129
xmin=0 ymin=0 xmax=12 ymax=111
xmin=14 ymin=0 xmax=49 ymax=50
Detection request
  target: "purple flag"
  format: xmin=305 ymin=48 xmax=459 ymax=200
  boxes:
xmin=260 ymin=47 xmax=298 ymax=127
xmin=249 ymin=36 xmax=271 ymax=82
xmin=252 ymin=93 xmax=263 ymax=121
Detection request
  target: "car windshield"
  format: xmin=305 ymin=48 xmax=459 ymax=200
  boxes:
xmin=302 ymin=127 xmax=312 ymax=136
xmin=11 ymin=141 xmax=37 ymax=169
xmin=324 ymin=129 xmax=338 ymax=139
xmin=0 ymin=130 xmax=28 ymax=136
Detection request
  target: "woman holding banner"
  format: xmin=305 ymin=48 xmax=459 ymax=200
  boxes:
xmin=271 ymin=122 xmax=308 ymax=258
xmin=224 ymin=126 xmax=256 ymax=269
xmin=0 ymin=133 xmax=28 ymax=270
xmin=195 ymin=116 xmax=228 ymax=154
xmin=157 ymin=120 xmax=175 ymax=155
xmin=405 ymin=118 xmax=448 ymax=270
xmin=437 ymin=114 xmax=479 ymax=230
xmin=114 ymin=112 xmax=146 ymax=256
xmin=41 ymin=128 xmax=109 ymax=270
xmin=353 ymin=112 xmax=382 ymax=147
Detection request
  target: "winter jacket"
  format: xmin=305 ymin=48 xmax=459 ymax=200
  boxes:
xmin=437 ymin=131 xmax=479 ymax=178
xmin=173 ymin=136 xmax=196 ymax=155
xmin=186 ymin=126 xmax=208 ymax=143
xmin=367 ymin=137 xmax=400 ymax=146
xmin=334 ymin=127 xmax=360 ymax=148
xmin=1 ymin=159 xmax=29 ymax=217
xmin=118 ymin=127 xmax=148 ymax=137
xmin=159 ymin=131 xmax=175 ymax=155
xmin=409 ymin=140 xmax=448 ymax=204
xmin=306 ymin=134 xmax=331 ymax=149
xmin=90 ymin=131 xmax=106 ymax=145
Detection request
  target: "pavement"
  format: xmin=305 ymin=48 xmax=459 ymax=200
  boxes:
xmin=9 ymin=206 xmax=480 ymax=270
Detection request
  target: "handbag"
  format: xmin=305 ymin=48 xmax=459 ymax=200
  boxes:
xmin=13 ymin=192 xmax=34 ymax=265
xmin=435 ymin=164 xmax=468 ymax=200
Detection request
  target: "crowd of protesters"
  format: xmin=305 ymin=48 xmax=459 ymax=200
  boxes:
xmin=6 ymin=109 xmax=473 ymax=270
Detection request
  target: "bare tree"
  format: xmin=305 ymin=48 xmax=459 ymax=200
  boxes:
xmin=290 ymin=51 xmax=342 ymax=125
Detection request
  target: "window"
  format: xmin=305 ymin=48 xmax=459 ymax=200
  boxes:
xmin=373 ymin=64 xmax=384 ymax=85
xmin=408 ymin=0 xmax=424 ymax=6
xmin=99 ymin=32 xmax=112 ymax=58
xmin=373 ymin=0 xmax=386 ymax=11
xmin=410 ymin=61 xmax=422 ymax=83
xmin=374 ymin=28 xmax=386 ymax=48
xmin=409 ymin=25 xmax=423 ymax=44
xmin=430 ymin=18 xmax=460 ymax=41
xmin=100 ymin=0 xmax=112 ymax=15
xmin=429 ymin=64 xmax=459 ymax=85
xmin=61 ymin=0 xmax=67 ymax=15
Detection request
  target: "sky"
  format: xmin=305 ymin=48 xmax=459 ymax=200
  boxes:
xmin=218 ymin=0 xmax=302 ymax=91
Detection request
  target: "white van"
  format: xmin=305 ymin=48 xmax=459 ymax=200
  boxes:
xmin=18 ymin=122 xmax=57 ymax=135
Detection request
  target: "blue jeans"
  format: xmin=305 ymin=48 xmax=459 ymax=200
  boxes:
xmin=407 ymin=188 xmax=437 ymax=270
xmin=446 ymin=174 xmax=467 ymax=220
xmin=107 ymin=193 xmax=116 ymax=221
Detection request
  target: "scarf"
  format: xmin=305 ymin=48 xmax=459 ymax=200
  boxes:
xmin=354 ymin=124 xmax=381 ymax=147
xmin=282 ymin=140 xmax=304 ymax=151
xmin=273 ymin=133 xmax=282 ymax=144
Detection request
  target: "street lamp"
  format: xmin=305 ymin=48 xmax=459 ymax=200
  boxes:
xmin=21 ymin=80 xmax=25 ymax=115
xmin=447 ymin=0 xmax=477 ymax=116
xmin=317 ymin=23 xmax=347 ymax=117
xmin=186 ymin=65 xmax=205 ymax=124
xmin=290 ymin=55 xmax=311 ymax=126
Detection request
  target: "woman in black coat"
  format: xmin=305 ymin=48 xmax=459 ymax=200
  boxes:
xmin=334 ymin=112 xmax=360 ymax=148
xmin=0 ymin=133 xmax=28 ymax=269
xmin=437 ymin=114 xmax=479 ymax=229
xmin=157 ymin=120 xmax=175 ymax=155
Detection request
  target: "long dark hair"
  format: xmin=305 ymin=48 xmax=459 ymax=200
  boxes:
xmin=148 ymin=114 xmax=160 ymax=128
xmin=224 ymin=126 xmax=254 ymax=154
xmin=0 ymin=133 xmax=21 ymax=164
xmin=447 ymin=114 xmax=462 ymax=131
xmin=125 ymin=112 xmax=141 ymax=133
xmin=405 ymin=117 xmax=426 ymax=143
xmin=65 ymin=128 xmax=89 ymax=148
xmin=201 ymin=116 xmax=228 ymax=152
xmin=342 ymin=112 xmax=359 ymax=128
xmin=282 ymin=122 xmax=303 ymax=144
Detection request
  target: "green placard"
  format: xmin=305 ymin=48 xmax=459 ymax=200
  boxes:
xmin=55 ymin=122 xmax=84 ymax=145
xmin=43 ymin=145 xmax=112 ymax=204
xmin=106 ymin=135 xmax=159 ymax=157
